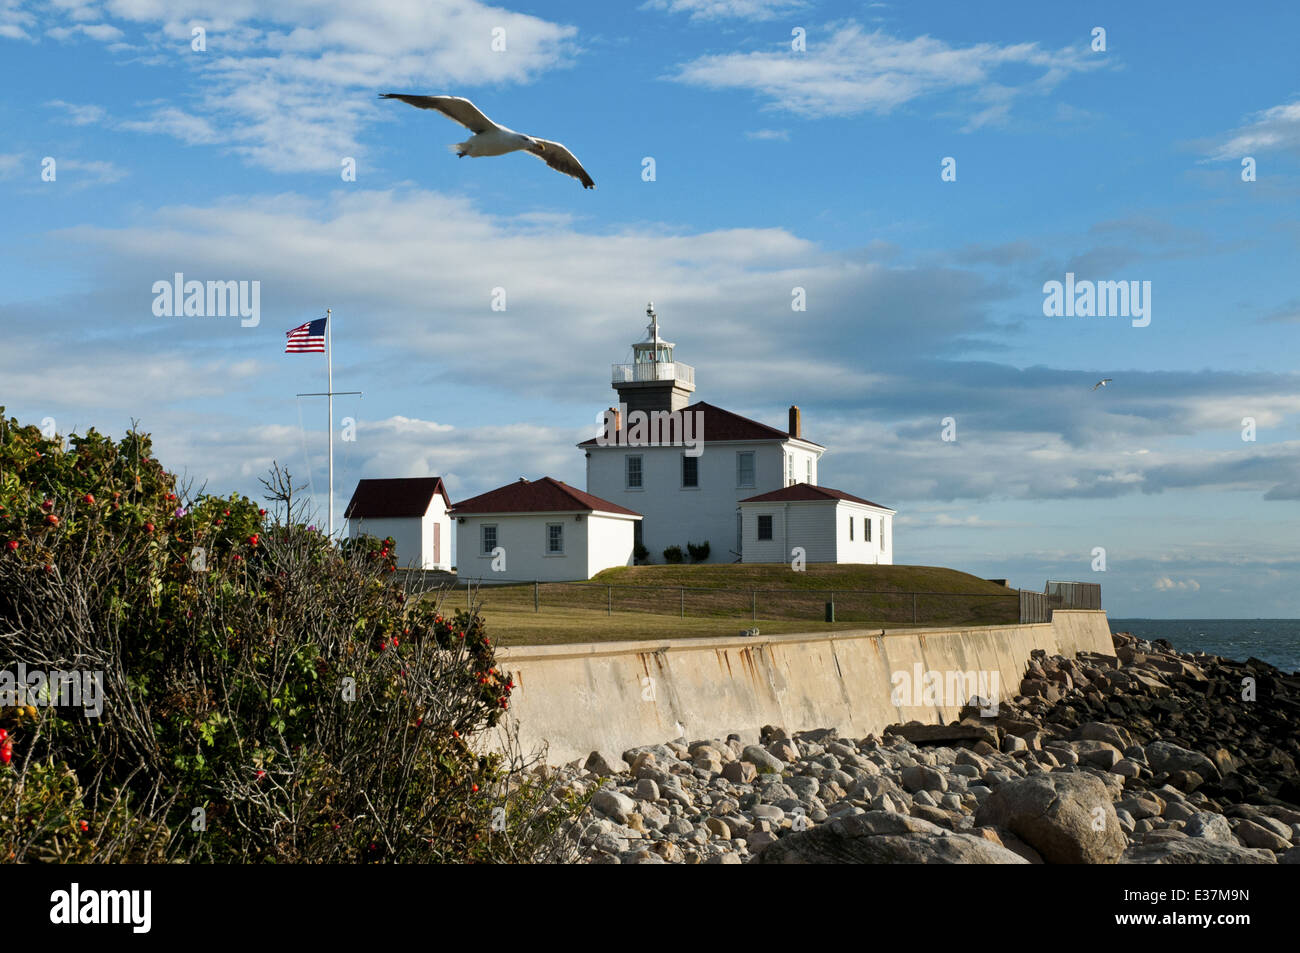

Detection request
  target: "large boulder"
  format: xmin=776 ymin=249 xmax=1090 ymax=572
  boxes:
xmin=1122 ymin=840 xmax=1277 ymax=864
xmin=974 ymin=771 xmax=1125 ymax=864
xmin=1143 ymin=741 xmax=1220 ymax=780
xmin=741 ymin=745 xmax=785 ymax=774
xmin=749 ymin=812 xmax=1028 ymax=864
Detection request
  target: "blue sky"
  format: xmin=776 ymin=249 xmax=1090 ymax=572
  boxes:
xmin=2 ymin=0 xmax=1299 ymax=617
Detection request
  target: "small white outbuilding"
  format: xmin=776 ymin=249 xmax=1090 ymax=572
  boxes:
xmin=452 ymin=477 xmax=641 ymax=582
xmin=738 ymin=483 xmax=895 ymax=565
xmin=344 ymin=477 xmax=453 ymax=570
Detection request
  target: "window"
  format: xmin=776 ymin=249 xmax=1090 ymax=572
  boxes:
xmin=786 ymin=454 xmax=794 ymax=486
xmin=546 ymin=523 xmax=564 ymax=555
xmin=757 ymin=514 xmax=773 ymax=541
xmin=735 ymin=511 xmax=742 ymax=553
xmin=848 ymin=517 xmax=854 ymax=541
xmin=736 ymin=451 xmax=755 ymax=488
xmin=682 ymin=454 xmax=698 ymax=488
xmin=626 ymin=454 xmax=643 ymax=489
xmin=634 ymin=521 xmax=643 ymax=548
xmin=864 ymin=517 xmax=872 ymax=542
xmin=481 ymin=524 xmax=497 ymax=555
xmin=806 ymin=457 xmax=813 ymax=485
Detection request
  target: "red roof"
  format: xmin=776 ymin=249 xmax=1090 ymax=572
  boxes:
xmin=345 ymin=477 xmax=451 ymax=519
xmin=739 ymin=483 xmax=894 ymax=510
xmin=451 ymin=477 xmax=641 ymax=517
xmin=579 ymin=401 xmax=823 ymax=448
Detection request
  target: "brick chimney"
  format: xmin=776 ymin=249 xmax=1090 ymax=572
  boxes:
xmin=788 ymin=405 xmax=801 ymax=439
xmin=605 ymin=406 xmax=622 ymax=442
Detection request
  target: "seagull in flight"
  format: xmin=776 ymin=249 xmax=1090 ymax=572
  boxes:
xmin=1092 ymin=378 xmax=1113 ymax=391
xmin=379 ymin=94 xmax=595 ymax=190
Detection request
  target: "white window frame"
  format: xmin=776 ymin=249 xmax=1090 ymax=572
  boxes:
xmin=626 ymin=454 xmax=643 ymax=490
xmin=545 ymin=522 xmax=564 ymax=555
xmin=786 ymin=454 xmax=794 ymax=486
xmin=848 ymin=516 xmax=854 ymax=541
xmin=736 ymin=451 xmax=755 ymax=488
xmin=480 ymin=523 xmax=498 ymax=556
xmin=806 ymin=457 xmax=813 ymax=485
xmin=864 ymin=517 xmax=872 ymax=542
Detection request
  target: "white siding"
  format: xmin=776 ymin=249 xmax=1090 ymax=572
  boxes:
xmin=455 ymin=511 xmax=637 ymax=582
xmin=587 ymin=439 xmax=820 ymax=564
xmin=737 ymin=499 xmax=895 ymax=565
xmin=346 ymin=494 xmax=452 ymax=570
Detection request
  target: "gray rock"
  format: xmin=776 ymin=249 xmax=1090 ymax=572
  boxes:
xmin=974 ymin=771 xmax=1125 ymax=864
xmin=900 ymin=765 xmax=948 ymax=794
xmin=751 ymin=804 xmax=785 ymax=822
xmin=591 ymin=789 xmax=637 ymax=824
xmin=742 ymin=745 xmax=784 ymax=774
xmin=633 ymin=778 xmax=660 ymax=802
xmin=749 ymin=812 xmax=1028 ymax=864
xmin=1122 ymin=840 xmax=1277 ymax=864
xmin=1184 ymin=812 xmax=1233 ymax=841
xmin=1144 ymin=741 xmax=1220 ymax=780
xmin=1234 ymin=819 xmax=1291 ymax=851
xmin=584 ymin=750 xmax=624 ymax=776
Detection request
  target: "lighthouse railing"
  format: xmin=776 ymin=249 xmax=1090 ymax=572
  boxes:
xmin=612 ymin=361 xmax=694 ymax=385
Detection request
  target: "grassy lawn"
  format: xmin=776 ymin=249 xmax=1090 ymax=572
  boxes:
xmin=420 ymin=563 xmax=1021 ymax=644
xmin=480 ymin=604 xmax=889 ymax=646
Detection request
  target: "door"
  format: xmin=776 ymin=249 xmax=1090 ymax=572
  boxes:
xmin=433 ymin=523 xmax=440 ymax=567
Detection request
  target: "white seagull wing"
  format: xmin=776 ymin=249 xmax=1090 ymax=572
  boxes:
xmin=379 ymin=94 xmax=498 ymax=133
xmin=524 ymin=137 xmax=595 ymax=189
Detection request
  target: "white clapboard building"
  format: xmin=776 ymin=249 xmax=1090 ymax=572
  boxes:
xmin=452 ymin=477 xmax=641 ymax=582
xmin=344 ymin=477 xmax=452 ymax=570
xmin=580 ymin=304 xmax=895 ymax=565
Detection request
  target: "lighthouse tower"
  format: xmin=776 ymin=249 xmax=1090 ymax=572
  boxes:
xmin=610 ymin=302 xmax=696 ymax=415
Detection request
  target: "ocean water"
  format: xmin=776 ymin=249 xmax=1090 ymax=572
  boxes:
xmin=1108 ymin=619 xmax=1300 ymax=675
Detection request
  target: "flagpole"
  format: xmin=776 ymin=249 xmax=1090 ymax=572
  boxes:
xmin=326 ymin=308 xmax=334 ymax=540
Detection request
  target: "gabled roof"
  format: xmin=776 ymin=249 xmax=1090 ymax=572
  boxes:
xmin=578 ymin=401 xmax=823 ymax=449
xmin=739 ymin=482 xmax=894 ymax=511
xmin=451 ymin=477 xmax=641 ymax=517
xmin=345 ymin=477 xmax=452 ymax=519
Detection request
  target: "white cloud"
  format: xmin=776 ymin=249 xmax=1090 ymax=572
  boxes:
xmin=641 ymin=0 xmax=808 ymax=21
xmin=46 ymin=99 xmax=109 ymax=125
xmin=1205 ymin=99 xmax=1300 ymax=161
xmin=0 ymin=152 xmax=22 ymax=178
xmin=669 ymin=22 xmax=1101 ymax=124
xmin=17 ymin=0 xmax=581 ymax=173
xmin=1153 ymin=576 xmax=1200 ymax=591
xmin=744 ymin=128 xmax=789 ymax=141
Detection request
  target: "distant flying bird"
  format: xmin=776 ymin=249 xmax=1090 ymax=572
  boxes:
xmin=379 ymin=94 xmax=595 ymax=190
xmin=1092 ymin=378 xmax=1113 ymax=391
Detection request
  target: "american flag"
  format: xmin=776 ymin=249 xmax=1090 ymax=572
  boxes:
xmin=285 ymin=318 xmax=327 ymax=353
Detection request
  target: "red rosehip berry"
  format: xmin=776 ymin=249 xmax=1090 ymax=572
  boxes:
xmin=223 ymin=509 xmax=230 ymax=516
xmin=248 ymin=534 xmax=259 ymax=546
xmin=259 ymin=508 xmax=266 ymax=516
xmin=255 ymin=769 xmax=265 ymax=779
xmin=45 ymin=514 xmax=59 ymax=526
xmin=471 ymin=784 xmax=478 ymax=793
xmin=144 ymin=522 xmax=155 ymax=533
xmin=1 ymin=744 xmax=11 ymax=764
xmin=0 ymin=729 xmax=7 ymax=742
xmin=83 ymin=493 xmax=95 ymax=504
xmin=6 ymin=541 xmax=18 ymax=551
xmin=41 ymin=499 xmax=53 ymax=510
xmin=79 ymin=820 xmax=89 ymax=832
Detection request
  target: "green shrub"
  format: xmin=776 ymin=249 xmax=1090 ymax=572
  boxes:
xmin=632 ymin=544 xmax=649 ymax=565
xmin=0 ymin=410 xmax=585 ymax=862
xmin=662 ymin=545 xmax=683 ymax=564
xmin=686 ymin=541 xmax=710 ymax=563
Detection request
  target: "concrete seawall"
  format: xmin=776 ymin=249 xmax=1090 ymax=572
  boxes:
xmin=495 ymin=610 xmax=1114 ymax=765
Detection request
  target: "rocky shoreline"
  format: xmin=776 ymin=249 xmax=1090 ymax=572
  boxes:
xmin=546 ymin=631 xmax=1300 ymax=863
